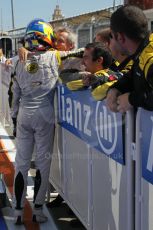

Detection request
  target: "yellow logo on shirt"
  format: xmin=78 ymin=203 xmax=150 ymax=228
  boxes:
xmin=26 ymin=62 xmax=39 ymax=74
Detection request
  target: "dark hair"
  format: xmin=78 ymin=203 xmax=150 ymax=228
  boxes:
xmin=110 ymin=5 xmax=148 ymax=42
xmin=96 ymin=28 xmax=111 ymax=44
xmin=85 ymin=42 xmax=112 ymax=69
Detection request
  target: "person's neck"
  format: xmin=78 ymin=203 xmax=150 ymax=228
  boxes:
xmin=93 ymin=66 xmax=103 ymax=74
xmin=128 ymin=41 xmax=141 ymax=56
xmin=116 ymin=54 xmax=127 ymax=63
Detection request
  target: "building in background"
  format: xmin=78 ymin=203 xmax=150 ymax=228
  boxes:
xmin=124 ymin=0 xmax=153 ymax=10
xmin=7 ymin=3 xmax=153 ymax=55
xmin=52 ymin=4 xmax=64 ymax=20
xmin=51 ymin=5 xmax=114 ymax=48
xmin=124 ymin=0 xmax=153 ymax=31
xmin=144 ymin=8 xmax=153 ymax=31
xmin=7 ymin=4 xmax=113 ymax=53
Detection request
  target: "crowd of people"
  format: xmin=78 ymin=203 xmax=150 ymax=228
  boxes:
xmin=2 ymin=4 xmax=153 ymax=225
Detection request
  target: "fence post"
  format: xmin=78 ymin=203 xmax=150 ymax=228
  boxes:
xmin=135 ymin=108 xmax=142 ymax=230
xmin=126 ymin=109 xmax=135 ymax=230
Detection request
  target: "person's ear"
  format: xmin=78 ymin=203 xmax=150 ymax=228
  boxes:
xmin=117 ymin=32 xmax=126 ymax=43
xmin=97 ymin=56 xmax=103 ymax=65
xmin=69 ymin=43 xmax=75 ymax=50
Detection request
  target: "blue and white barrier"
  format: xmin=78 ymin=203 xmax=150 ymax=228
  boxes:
xmin=0 ymin=63 xmax=153 ymax=230
xmin=58 ymin=85 xmax=124 ymax=164
xmin=50 ymin=85 xmax=134 ymax=230
xmin=135 ymin=108 xmax=153 ymax=230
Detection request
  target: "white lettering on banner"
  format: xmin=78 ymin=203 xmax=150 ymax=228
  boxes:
xmin=83 ymin=105 xmax=91 ymax=136
xmin=61 ymin=86 xmax=66 ymax=121
xmin=99 ymin=106 xmax=112 ymax=142
xmin=66 ymin=98 xmax=73 ymax=125
xmin=60 ymin=86 xmax=91 ymax=136
xmin=95 ymin=102 xmax=117 ymax=155
xmin=74 ymin=100 xmax=82 ymax=130
xmin=146 ymin=116 xmax=153 ymax=172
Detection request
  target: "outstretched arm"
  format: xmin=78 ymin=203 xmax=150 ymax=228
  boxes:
xmin=18 ymin=47 xmax=34 ymax=62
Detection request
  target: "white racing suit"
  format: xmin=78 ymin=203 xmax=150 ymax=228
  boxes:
xmin=11 ymin=50 xmax=61 ymax=209
xmin=11 ymin=48 xmax=84 ymax=210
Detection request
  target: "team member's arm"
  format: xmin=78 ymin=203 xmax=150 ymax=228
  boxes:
xmin=82 ymin=72 xmax=119 ymax=101
xmin=128 ymin=63 xmax=153 ymax=111
xmin=59 ymin=70 xmax=91 ymax=90
xmin=18 ymin=47 xmax=34 ymax=62
xmin=106 ymin=71 xmax=133 ymax=112
xmin=107 ymin=65 xmax=153 ymax=112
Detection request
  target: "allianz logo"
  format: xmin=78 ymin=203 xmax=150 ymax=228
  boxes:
xmin=59 ymin=86 xmax=118 ymax=155
xmin=95 ymin=101 xmax=118 ymax=155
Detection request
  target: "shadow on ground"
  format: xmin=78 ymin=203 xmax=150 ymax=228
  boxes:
xmin=47 ymin=197 xmax=86 ymax=230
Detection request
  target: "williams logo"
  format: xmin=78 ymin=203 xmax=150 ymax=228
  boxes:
xmin=95 ymin=102 xmax=117 ymax=155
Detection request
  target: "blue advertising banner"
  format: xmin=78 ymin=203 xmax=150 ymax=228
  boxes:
xmin=141 ymin=109 xmax=153 ymax=184
xmin=57 ymin=85 xmax=125 ymax=165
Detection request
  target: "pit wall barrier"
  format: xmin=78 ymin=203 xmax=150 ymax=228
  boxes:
xmin=50 ymin=85 xmax=134 ymax=230
xmin=0 ymin=63 xmax=152 ymax=230
xmin=135 ymin=108 xmax=153 ymax=230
